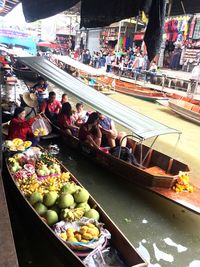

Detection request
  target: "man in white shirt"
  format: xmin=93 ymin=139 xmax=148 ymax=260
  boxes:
xmin=189 ymin=63 xmax=200 ymax=96
xmin=105 ymin=54 xmax=112 ymax=73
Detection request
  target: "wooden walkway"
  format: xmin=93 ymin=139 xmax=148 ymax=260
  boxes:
xmin=0 ymin=174 xmax=18 ymax=267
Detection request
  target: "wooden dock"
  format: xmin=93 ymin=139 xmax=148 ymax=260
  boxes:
xmin=0 ymin=174 xmax=18 ymax=267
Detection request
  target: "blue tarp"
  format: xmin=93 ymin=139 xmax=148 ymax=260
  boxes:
xmin=0 ymin=36 xmax=36 ymax=55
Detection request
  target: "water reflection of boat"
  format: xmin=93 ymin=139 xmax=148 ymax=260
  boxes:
xmin=168 ymin=99 xmax=200 ymax=124
xmin=4 ymin=151 xmax=146 ymax=267
xmin=17 ymin=57 xmax=200 ymax=215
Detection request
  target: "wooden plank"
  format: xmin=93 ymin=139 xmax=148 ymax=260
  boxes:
xmin=0 ymin=174 xmax=19 ymax=267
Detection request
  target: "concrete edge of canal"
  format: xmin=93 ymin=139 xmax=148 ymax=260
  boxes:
xmin=0 ymin=172 xmax=19 ymax=267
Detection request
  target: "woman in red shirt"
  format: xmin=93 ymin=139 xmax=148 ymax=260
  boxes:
xmin=57 ymin=102 xmax=79 ymax=136
xmin=8 ymin=107 xmax=34 ymax=141
xmin=78 ymin=112 xmax=102 ymax=149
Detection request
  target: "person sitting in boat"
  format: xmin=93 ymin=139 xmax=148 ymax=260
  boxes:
xmin=74 ymin=102 xmax=89 ymax=126
xmin=8 ymin=107 xmax=35 ymax=142
xmin=61 ymin=93 xmax=69 ymax=104
xmin=31 ymin=76 xmax=48 ymax=104
xmin=98 ymin=113 xmax=127 ymax=148
xmin=3 ymin=64 xmax=14 ymax=77
xmin=57 ymin=102 xmax=79 ymax=136
xmin=40 ymin=91 xmax=62 ymax=122
xmin=78 ymin=112 xmax=102 ymax=149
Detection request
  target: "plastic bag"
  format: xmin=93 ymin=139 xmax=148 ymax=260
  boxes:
xmin=31 ymin=117 xmax=52 ymax=136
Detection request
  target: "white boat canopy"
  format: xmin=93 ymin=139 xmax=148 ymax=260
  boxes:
xmin=53 ymin=55 xmax=105 ymax=76
xmin=18 ymin=57 xmax=181 ymax=140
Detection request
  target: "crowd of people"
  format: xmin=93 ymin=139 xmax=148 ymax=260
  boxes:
xmin=71 ymin=47 xmax=158 ymax=82
xmin=7 ymin=76 xmax=127 ymax=151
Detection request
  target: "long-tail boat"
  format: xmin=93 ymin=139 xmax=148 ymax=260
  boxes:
xmin=52 ymin=55 xmax=168 ymax=102
xmin=3 ymin=149 xmax=146 ymax=267
xmin=168 ymin=99 xmax=200 ymax=124
xmin=17 ymin=57 xmax=200 ymax=215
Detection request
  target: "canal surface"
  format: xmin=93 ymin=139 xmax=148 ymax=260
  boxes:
xmin=50 ymin=83 xmax=200 ymax=267
xmin=8 ymin=81 xmax=200 ymax=266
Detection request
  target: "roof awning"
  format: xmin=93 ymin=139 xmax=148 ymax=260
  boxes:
xmin=0 ymin=0 xmax=20 ymax=16
xmin=169 ymin=0 xmax=200 ymax=16
xmin=54 ymin=55 xmax=105 ymax=76
xmin=20 ymin=0 xmax=166 ymax=61
xmin=18 ymin=57 xmax=181 ymax=140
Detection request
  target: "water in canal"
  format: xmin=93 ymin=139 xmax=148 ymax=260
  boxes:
xmin=8 ymin=81 xmax=200 ymax=266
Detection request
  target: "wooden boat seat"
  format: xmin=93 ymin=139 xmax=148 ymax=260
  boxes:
xmin=144 ymin=166 xmax=167 ymax=176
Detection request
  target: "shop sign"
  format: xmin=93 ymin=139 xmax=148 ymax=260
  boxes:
xmin=134 ymin=33 xmax=144 ymax=41
xmin=0 ymin=28 xmax=28 ymax=38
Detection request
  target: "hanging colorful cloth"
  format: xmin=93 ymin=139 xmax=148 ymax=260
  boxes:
xmin=189 ymin=17 xmax=196 ymax=39
xmin=0 ymin=0 xmax=5 ymax=13
xmin=123 ymin=36 xmax=126 ymax=49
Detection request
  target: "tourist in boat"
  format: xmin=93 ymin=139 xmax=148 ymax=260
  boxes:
xmin=31 ymin=76 xmax=48 ymax=104
xmin=57 ymin=102 xmax=79 ymax=136
xmin=74 ymin=102 xmax=89 ymax=126
xmin=40 ymin=91 xmax=62 ymax=122
xmin=98 ymin=113 xmax=127 ymax=148
xmin=3 ymin=64 xmax=14 ymax=77
xmin=61 ymin=93 xmax=69 ymax=104
xmin=78 ymin=112 xmax=102 ymax=149
xmin=8 ymin=107 xmax=34 ymax=141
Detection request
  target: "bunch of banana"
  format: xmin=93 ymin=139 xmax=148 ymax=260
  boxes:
xmin=12 ymin=138 xmax=23 ymax=147
xmin=41 ymin=177 xmax=60 ymax=192
xmin=57 ymin=172 xmax=71 ymax=184
xmin=18 ymin=177 xmax=40 ymax=196
xmin=63 ymin=208 xmax=85 ymax=222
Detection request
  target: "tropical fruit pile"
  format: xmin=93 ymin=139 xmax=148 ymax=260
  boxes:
xmin=4 ymin=138 xmax=32 ymax=151
xmin=59 ymin=223 xmax=100 ymax=243
xmin=172 ymin=172 xmax=194 ymax=193
xmin=8 ymin=148 xmax=101 ymax=240
xmin=33 ymin=127 xmax=47 ymax=136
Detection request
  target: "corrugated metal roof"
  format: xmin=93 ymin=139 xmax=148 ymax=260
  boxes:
xmin=0 ymin=0 xmax=20 ymax=16
xmin=18 ymin=57 xmax=181 ymax=140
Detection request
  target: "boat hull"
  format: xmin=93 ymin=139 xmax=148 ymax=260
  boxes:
xmin=59 ymin=132 xmax=200 ymax=215
xmin=13 ymin=68 xmax=38 ymax=82
xmin=97 ymin=76 xmax=167 ymax=102
xmin=169 ymin=100 xmax=200 ymax=124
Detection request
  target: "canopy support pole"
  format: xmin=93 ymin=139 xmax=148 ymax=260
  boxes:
xmin=141 ymin=136 xmax=158 ymax=165
xmin=116 ymin=21 xmax=122 ymax=53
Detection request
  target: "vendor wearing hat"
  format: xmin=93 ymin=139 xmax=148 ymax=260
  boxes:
xmin=31 ymin=76 xmax=48 ymax=104
xmin=8 ymin=107 xmax=35 ymax=141
xmin=3 ymin=64 xmax=14 ymax=77
xmin=21 ymin=92 xmax=38 ymax=119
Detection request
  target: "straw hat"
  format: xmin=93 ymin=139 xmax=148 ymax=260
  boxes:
xmin=2 ymin=121 xmax=10 ymax=136
xmin=3 ymin=64 xmax=11 ymax=69
xmin=22 ymin=92 xmax=38 ymax=108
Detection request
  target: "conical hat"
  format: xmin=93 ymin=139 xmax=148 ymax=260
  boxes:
xmin=3 ymin=64 xmax=11 ymax=69
xmin=2 ymin=121 xmax=10 ymax=136
xmin=22 ymin=92 xmax=38 ymax=108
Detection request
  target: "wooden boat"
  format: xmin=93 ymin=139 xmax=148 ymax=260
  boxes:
xmin=97 ymin=76 xmax=168 ymax=102
xmin=3 ymin=150 xmax=146 ymax=267
xmin=13 ymin=67 xmax=38 ymax=82
xmin=17 ymin=57 xmax=200 ymax=215
xmin=168 ymin=99 xmax=200 ymax=124
xmin=50 ymin=126 xmax=200 ymax=215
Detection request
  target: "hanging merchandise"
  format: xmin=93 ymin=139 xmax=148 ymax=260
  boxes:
xmin=193 ymin=18 xmax=200 ymax=40
xmin=189 ymin=17 xmax=196 ymax=39
xmin=123 ymin=36 xmax=126 ymax=49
